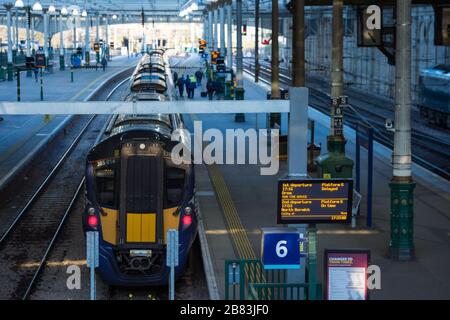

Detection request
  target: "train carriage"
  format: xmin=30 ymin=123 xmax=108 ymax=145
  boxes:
xmin=418 ymin=64 xmax=450 ymax=128
xmin=83 ymin=51 xmax=197 ymax=286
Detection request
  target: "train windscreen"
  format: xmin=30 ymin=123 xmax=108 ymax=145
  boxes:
xmin=95 ymin=168 xmax=115 ymax=207
xmin=165 ymin=167 xmax=185 ymax=208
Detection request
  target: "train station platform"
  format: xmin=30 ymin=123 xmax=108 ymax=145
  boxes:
xmin=0 ymin=55 xmax=139 ymax=191
xmin=186 ymin=66 xmax=450 ymax=299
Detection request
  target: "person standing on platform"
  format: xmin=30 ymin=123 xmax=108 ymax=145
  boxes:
xmin=188 ymin=75 xmax=197 ymax=98
xmin=185 ymin=75 xmax=192 ymax=98
xmin=34 ymin=67 xmax=39 ymax=82
xmin=206 ymin=78 xmax=214 ymax=100
xmin=101 ymin=56 xmax=107 ymax=72
xmin=195 ymin=70 xmax=203 ymax=87
xmin=173 ymin=71 xmax=178 ymax=84
xmin=177 ymin=75 xmax=185 ymax=97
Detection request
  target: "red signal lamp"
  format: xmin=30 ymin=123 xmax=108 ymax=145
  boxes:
xmin=182 ymin=215 xmax=192 ymax=226
xmin=88 ymin=215 xmax=99 ymax=228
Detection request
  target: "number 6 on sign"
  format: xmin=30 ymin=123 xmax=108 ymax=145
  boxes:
xmin=276 ymin=240 xmax=288 ymax=258
xmin=261 ymin=228 xmax=301 ymax=270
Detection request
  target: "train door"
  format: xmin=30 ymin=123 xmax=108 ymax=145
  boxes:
xmin=118 ymin=141 xmax=165 ymax=248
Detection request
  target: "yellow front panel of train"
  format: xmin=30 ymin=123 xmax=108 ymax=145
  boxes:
xmin=126 ymin=213 xmax=156 ymax=243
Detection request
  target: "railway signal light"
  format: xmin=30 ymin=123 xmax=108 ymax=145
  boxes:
xmin=242 ymin=24 xmax=247 ymax=36
xmin=199 ymin=39 xmax=206 ymax=53
xmin=211 ymin=50 xmax=220 ymax=65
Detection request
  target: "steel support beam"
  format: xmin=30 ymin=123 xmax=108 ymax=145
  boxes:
xmin=25 ymin=7 xmax=31 ymax=77
xmin=235 ymin=0 xmax=245 ymax=102
xmin=255 ymin=0 xmax=260 ymax=82
xmin=5 ymin=4 xmax=13 ymax=81
xmin=59 ymin=13 xmax=64 ymax=70
xmin=292 ymin=0 xmax=305 ymax=87
xmin=271 ymin=0 xmax=280 ymax=100
xmin=389 ymin=0 xmax=415 ymax=261
xmin=0 ymin=100 xmax=289 ymax=115
xmin=43 ymin=10 xmax=49 ymax=65
xmin=219 ymin=5 xmax=225 ymax=53
xmin=226 ymin=3 xmax=232 ymax=67
xmin=331 ymin=0 xmax=344 ymax=101
xmin=208 ymin=10 xmax=213 ymax=51
xmin=105 ymin=14 xmax=110 ymax=60
xmin=316 ymin=0 xmax=353 ymax=180
xmin=85 ymin=15 xmax=90 ymax=64
xmin=96 ymin=13 xmax=100 ymax=43
xmin=14 ymin=8 xmax=19 ymax=49
xmin=73 ymin=16 xmax=77 ymax=49
xmin=213 ymin=9 xmax=218 ymax=51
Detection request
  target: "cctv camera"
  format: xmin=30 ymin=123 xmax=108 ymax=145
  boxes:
xmin=385 ymin=118 xmax=395 ymax=132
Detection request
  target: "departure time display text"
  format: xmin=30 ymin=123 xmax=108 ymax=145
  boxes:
xmin=277 ymin=179 xmax=353 ymax=224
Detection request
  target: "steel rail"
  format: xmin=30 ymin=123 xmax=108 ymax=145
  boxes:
xmin=243 ymin=63 xmax=450 ymax=180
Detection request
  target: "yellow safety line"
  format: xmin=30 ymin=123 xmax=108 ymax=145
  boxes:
xmin=207 ymin=164 xmax=269 ymax=295
xmin=191 ymin=103 xmax=270 ymax=298
xmin=207 ymin=165 xmax=256 ymax=260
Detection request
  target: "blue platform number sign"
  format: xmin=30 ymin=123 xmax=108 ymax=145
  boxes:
xmin=261 ymin=228 xmax=301 ymax=270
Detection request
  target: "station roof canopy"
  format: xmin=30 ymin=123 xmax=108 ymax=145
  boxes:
xmin=0 ymin=0 xmax=449 ymax=18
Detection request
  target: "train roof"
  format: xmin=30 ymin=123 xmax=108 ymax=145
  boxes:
xmin=109 ymin=114 xmax=173 ymax=137
xmin=420 ymin=64 xmax=450 ymax=81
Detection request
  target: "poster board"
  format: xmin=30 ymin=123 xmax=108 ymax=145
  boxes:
xmin=324 ymin=249 xmax=370 ymax=300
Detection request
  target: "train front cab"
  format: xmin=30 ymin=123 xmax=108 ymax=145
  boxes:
xmin=85 ymin=135 xmax=196 ymax=286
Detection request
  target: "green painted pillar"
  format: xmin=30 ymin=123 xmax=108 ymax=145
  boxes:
xmin=234 ymin=87 xmax=245 ymax=122
xmin=389 ymin=180 xmax=415 ymax=260
xmin=307 ymin=225 xmax=317 ymax=300
xmin=59 ymin=55 xmax=65 ymax=71
xmin=316 ymin=135 xmax=353 ymax=179
xmin=224 ymin=81 xmax=234 ymax=100
xmin=7 ymin=63 xmax=13 ymax=81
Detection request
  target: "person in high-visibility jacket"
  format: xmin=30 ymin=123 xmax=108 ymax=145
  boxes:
xmin=187 ymin=75 xmax=197 ymax=99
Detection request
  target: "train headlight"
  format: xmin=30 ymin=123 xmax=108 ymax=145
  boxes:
xmin=87 ymin=215 xmax=99 ymax=228
xmin=88 ymin=207 xmax=96 ymax=215
xmin=184 ymin=206 xmax=192 ymax=215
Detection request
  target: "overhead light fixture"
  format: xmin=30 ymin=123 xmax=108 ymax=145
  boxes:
xmin=82 ymin=9 xmax=87 ymax=17
xmin=61 ymin=6 xmax=68 ymax=16
xmin=72 ymin=8 xmax=79 ymax=16
xmin=32 ymin=1 xmax=43 ymax=12
xmin=48 ymin=5 xmax=56 ymax=13
xmin=14 ymin=0 xmax=24 ymax=8
xmin=112 ymin=14 xmax=117 ymax=20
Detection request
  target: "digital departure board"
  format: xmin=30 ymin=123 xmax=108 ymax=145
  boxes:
xmin=277 ymin=179 xmax=353 ymax=224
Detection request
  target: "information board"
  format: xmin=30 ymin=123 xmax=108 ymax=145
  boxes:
xmin=277 ymin=179 xmax=353 ymax=224
xmin=324 ymin=249 xmax=370 ymax=300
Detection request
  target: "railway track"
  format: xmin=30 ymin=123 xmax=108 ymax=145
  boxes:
xmin=0 ymin=74 xmax=131 ymax=300
xmin=243 ymin=61 xmax=450 ymax=180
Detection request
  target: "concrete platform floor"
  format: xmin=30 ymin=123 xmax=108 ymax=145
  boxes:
xmin=186 ymin=64 xmax=450 ymax=299
xmin=0 ymin=55 xmax=139 ymax=190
